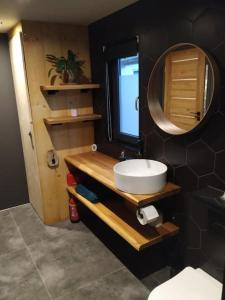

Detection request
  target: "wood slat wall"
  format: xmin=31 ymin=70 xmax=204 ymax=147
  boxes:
xmin=16 ymin=20 xmax=95 ymax=224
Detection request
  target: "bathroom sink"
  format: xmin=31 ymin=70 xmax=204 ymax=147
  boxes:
xmin=113 ymin=159 xmax=167 ymax=194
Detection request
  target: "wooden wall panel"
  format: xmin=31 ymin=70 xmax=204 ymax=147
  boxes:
xmin=9 ymin=28 xmax=43 ymax=218
xmin=21 ymin=21 xmax=94 ymax=224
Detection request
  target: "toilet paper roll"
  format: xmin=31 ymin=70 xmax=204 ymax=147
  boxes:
xmin=91 ymin=144 xmax=97 ymax=152
xmin=136 ymin=205 xmax=160 ymax=226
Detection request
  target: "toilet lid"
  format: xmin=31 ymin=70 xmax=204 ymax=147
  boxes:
xmin=148 ymin=267 xmax=222 ymax=300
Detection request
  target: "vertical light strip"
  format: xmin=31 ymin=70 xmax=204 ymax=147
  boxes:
xmin=105 ymin=63 xmax=113 ymax=141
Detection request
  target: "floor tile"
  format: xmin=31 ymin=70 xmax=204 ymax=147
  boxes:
xmin=29 ymin=229 xmax=108 ymax=269
xmin=33 ymin=237 xmax=123 ymax=299
xmin=11 ymin=204 xmax=94 ymax=246
xmin=141 ymin=275 xmax=159 ymax=292
xmin=0 ymin=210 xmax=25 ymax=256
xmin=149 ymin=266 xmax=171 ymax=284
xmin=6 ymin=204 xmax=154 ymax=300
xmin=0 ymin=249 xmax=50 ymax=300
xmin=10 ymin=204 xmax=50 ymax=245
xmin=57 ymin=268 xmax=150 ymax=300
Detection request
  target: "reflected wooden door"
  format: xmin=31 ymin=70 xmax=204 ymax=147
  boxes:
xmin=163 ymin=47 xmax=206 ymax=131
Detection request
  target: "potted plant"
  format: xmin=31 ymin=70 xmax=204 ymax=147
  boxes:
xmin=46 ymin=50 xmax=85 ymax=85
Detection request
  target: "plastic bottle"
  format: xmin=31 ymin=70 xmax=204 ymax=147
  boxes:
xmin=69 ymin=198 xmax=79 ymax=223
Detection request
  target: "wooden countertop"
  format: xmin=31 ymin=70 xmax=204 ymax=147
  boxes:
xmin=65 ymin=151 xmax=181 ymax=207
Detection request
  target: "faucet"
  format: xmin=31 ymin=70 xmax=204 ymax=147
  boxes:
xmin=135 ymin=139 xmax=144 ymax=159
xmin=119 ymin=139 xmax=144 ymax=161
xmin=119 ymin=150 xmax=127 ymax=161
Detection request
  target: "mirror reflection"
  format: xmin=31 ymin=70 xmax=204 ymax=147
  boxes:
xmin=148 ymin=43 xmax=217 ymax=135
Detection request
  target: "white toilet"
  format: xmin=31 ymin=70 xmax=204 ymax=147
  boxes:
xmin=148 ymin=266 xmax=223 ymax=300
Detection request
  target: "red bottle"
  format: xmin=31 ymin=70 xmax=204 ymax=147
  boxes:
xmin=69 ymin=198 xmax=79 ymax=223
xmin=67 ymin=173 xmax=76 ymax=186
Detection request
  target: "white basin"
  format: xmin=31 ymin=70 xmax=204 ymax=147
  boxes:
xmin=113 ymin=159 xmax=167 ymax=194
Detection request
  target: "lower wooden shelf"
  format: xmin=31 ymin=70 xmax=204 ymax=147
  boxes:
xmin=67 ymin=186 xmax=179 ymax=251
xmin=44 ymin=114 xmax=102 ymax=125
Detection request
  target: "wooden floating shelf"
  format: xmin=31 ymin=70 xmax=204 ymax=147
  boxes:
xmin=65 ymin=151 xmax=181 ymax=207
xmin=67 ymin=186 xmax=179 ymax=251
xmin=40 ymin=83 xmax=100 ymax=92
xmin=44 ymin=114 xmax=102 ymax=125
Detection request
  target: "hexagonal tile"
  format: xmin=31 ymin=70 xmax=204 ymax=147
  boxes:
xmin=183 ymin=248 xmax=206 ymax=268
xmin=139 ymin=53 xmax=154 ymax=89
xmin=167 ymin=18 xmax=192 ymax=44
xmin=189 ymin=193 xmax=209 ymax=230
xmin=146 ymin=131 xmax=164 ymax=159
xmin=187 ymin=141 xmax=214 ymax=176
xmin=141 ymin=109 xmax=155 ymax=135
xmin=165 ymin=137 xmax=187 ymax=167
xmin=201 ymin=217 xmax=225 ymax=282
xmin=186 ymin=218 xmax=201 ymax=249
xmin=211 ymin=41 xmax=225 ymax=71
xmin=177 ymin=3 xmax=208 ymax=22
xmin=219 ymin=86 xmax=225 ymax=114
xmin=202 ymin=113 xmax=225 ymax=152
xmin=143 ymin=25 xmax=169 ymax=60
xmin=215 ymin=150 xmax=225 ymax=181
xmin=199 ymin=173 xmax=225 ymax=190
xmin=193 ymin=8 xmax=225 ymax=49
xmin=174 ymin=165 xmax=198 ymax=191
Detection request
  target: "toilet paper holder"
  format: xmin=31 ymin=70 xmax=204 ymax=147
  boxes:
xmin=137 ymin=205 xmax=162 ymax=227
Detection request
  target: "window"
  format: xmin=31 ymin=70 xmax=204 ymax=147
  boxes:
xmin=118 ymin=55 xmax=139 ymax=138
xmin=105 ymin=37 xmax=139 ymax=145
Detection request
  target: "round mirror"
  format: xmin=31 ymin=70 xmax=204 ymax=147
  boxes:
xmin=147 ymin=43 xmax=219 ymax=135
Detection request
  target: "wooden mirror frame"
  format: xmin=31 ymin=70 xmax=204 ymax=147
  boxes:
xmin=147 ymin=43 xmax=219 ymax=135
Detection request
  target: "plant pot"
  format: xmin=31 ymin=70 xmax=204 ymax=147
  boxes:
xmin=62 ymin=70 xmax=69 ymax=84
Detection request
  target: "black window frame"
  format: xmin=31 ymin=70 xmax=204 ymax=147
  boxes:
xmin=105 ymin=37 xmax=140 ymax=146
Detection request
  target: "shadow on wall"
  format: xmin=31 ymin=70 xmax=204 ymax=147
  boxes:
xmin=43 ymin=90 xmax=92 ymax=112
xmin=47 ymin=123 xmax=94 ymax=151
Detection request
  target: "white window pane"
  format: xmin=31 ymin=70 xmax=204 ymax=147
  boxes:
xmin=119 ymin=55 xmax=139 ymax=137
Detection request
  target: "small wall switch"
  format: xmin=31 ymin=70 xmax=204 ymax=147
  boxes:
xmin=71 ymin=108 xmax=78 ymax=117
xmin=47 ymin=150 xmax=59 ymax=168
xmin=69 ymin=101 xmax=78 ymax=117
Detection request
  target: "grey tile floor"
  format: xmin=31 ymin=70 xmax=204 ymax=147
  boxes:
xmin=0 ymin=204 xmax=151 ymax=300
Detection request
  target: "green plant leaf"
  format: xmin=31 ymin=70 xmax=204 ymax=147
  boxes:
xmin=67 ymin=50 xmax=75 ymax=62
xmin=46 ymin=54 xmax=57 ymax=58
xmin=46 ymin=51 xmax=85 ymax=83
xmin=48 ymin=68 xmax=54 ymax=78
xmin=50 ymin=74 xmax=57 ymax=85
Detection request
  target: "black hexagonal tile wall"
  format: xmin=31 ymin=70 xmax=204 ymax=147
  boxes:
xmin=202 ymin=114 xmax=225 ymax=152
xmin=156 ymin=156 xmax=174 ymax=181
xmin=139 ymin=52 xmax=154 ymax=89
xmin=215 ymin=150 xmax=225 ymax=181
xmin=166 ymin=18 xmax=193 ymax=44
xmin=165 ymin=137 xmax=187 ymax=167
xmin=219 ymin=86 xmax=225 ymax=114
xmin=144 ymin=25 xmax=169 ymax=60
xmin=174 ymin=166 xmax=198 ymax=191
xmin=192 ymin=8 xmax=225 ymax=49
xmin=199 ymin=173 xmax=225 ymax=190
xmin=188 ymin=194 xmax=209 ymax=230
xmin=187 ymin=141 xmax=214 ymax=176
xmin=177 ymin=2 xmax=208 ymax=22
xmin=141 ymin=108 xmax=155 ymax=136
xmin=186 ymin=218 xmax=201 ymax=249
xmin=89 ymin=0 xmax=225 ymax=276
xmin=146 ymin=131 xmax=164 ymax=159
